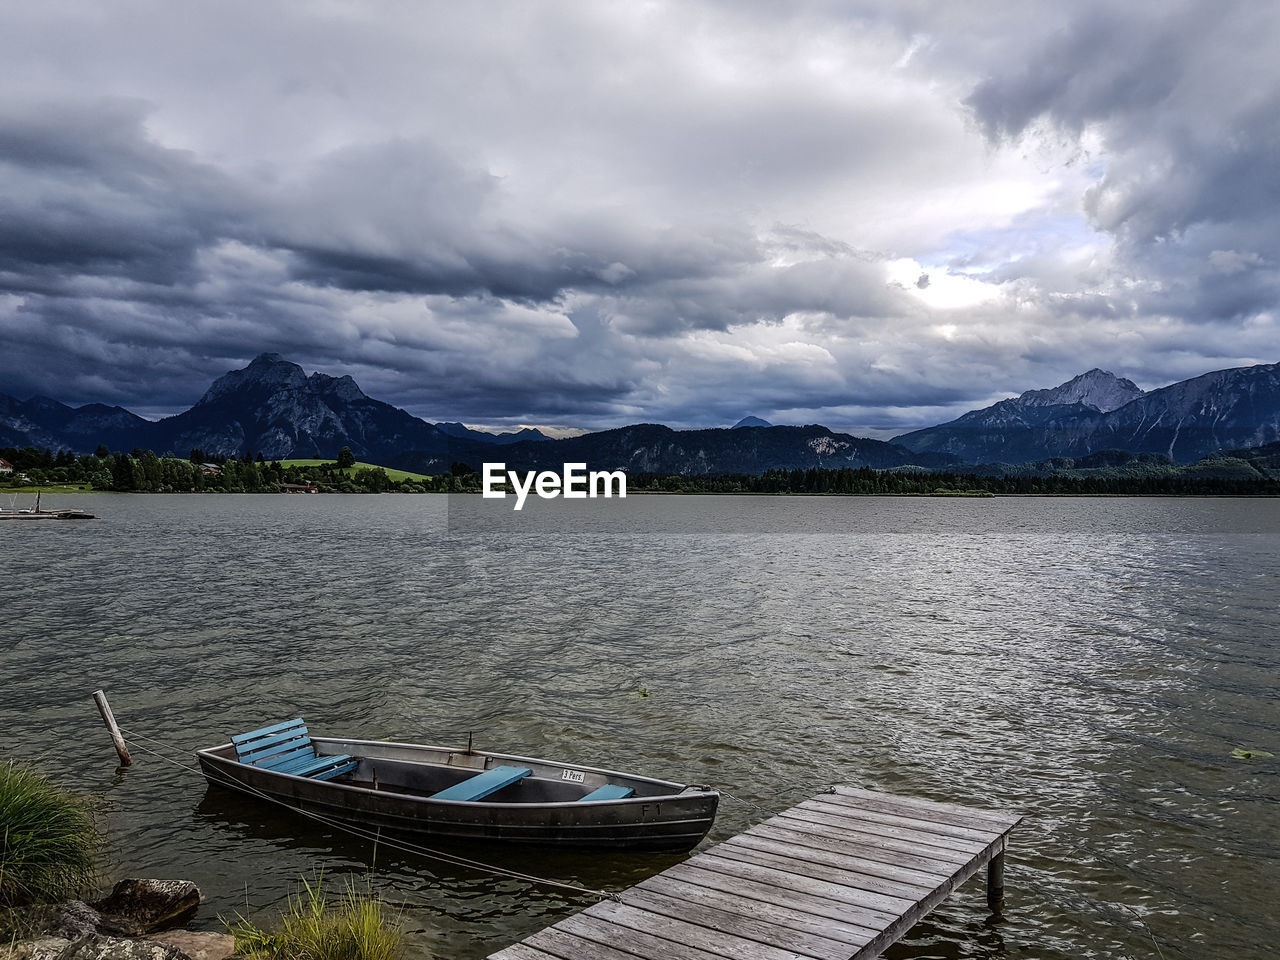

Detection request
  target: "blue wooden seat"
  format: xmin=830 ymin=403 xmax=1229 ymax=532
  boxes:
xmin=432 ymin=765 xmax=531 ymax=801
xmin=578 ymin=784 xmax=635 ymax=802
xmin=232 ymin=718 xmax=358 ymax=782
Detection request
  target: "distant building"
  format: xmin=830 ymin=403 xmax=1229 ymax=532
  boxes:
xmin=0 ymin=458 xmax=12 ymax=474
xmin=280 ymin=482 xmax=320 ymax=494
xmin=199 ymin=463 xmax=222 ymax=475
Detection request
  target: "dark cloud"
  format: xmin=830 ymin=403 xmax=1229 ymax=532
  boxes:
xmin=0 ymin=99 xmax=248 ymax=287
xmin=1 ymin=2 xmax=1277 ymax=433
xmin=964 ymin=7 xmax=1190 ymax=143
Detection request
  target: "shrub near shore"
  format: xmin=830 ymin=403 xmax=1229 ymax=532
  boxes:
xmin=0 ymin=763 xmax=97 ymax=907
xmin=228 ymin=880 xmax=402 ymax=960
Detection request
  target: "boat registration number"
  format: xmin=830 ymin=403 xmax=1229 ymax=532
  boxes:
xmin=561 ymin=769 xmax=585 ymax=783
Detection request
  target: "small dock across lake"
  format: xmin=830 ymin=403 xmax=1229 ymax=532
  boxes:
xmin=489 ymin=784 xmax=1022 ymax=960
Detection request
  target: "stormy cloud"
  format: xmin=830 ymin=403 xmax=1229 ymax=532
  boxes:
xmin=2 ymin=1 xmax=1277 ymax=435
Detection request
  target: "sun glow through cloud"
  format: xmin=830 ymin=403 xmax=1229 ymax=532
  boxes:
xmin=887 ymin=259 xmax=1005 ymax=310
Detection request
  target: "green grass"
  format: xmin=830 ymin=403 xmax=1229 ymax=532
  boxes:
xmin=228 ymin=879 xmax=402 ymax=960
xmin=0 ymin=763 xmax=98 ymax=907
xmin=275 ymin=460 xmax=432 ymax=482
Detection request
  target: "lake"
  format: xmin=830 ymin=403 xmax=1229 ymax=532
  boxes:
xmin=2 ymin=493 xmax=1278 ymax=959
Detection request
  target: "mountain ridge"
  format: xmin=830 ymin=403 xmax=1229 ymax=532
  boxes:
xmin=434 ymin=422 xmax=550 ymax=445
xmin=400 ymin=422 xmax=956 ymax=476
xmin=892 ymin=362 xmax=1280 ymax=463
xmin=4 ymin=354 xmax=1279 ymax=471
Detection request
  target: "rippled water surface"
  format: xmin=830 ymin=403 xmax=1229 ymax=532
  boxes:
xmin=2 ymin=494 xmax=1278 ymax=959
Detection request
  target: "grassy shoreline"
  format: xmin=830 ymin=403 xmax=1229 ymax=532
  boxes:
xmin=274 ymin=460 xmax=432 ymax=483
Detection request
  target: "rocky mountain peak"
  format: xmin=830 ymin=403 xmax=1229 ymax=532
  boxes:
xmin=153 ymin=353 xmax=444 ymax=459
xmin=197 ymin=353 xmax=308 ymax=405
xmin=1018 ymin=369 xmax=1144 ymax=413
xmin=309 ymin=372 xmax=367 ymax=403
xmin=732 ymin=415 xmax=773 ymax=428
xmin=892 ymin=360 xmax=1278 ymax=463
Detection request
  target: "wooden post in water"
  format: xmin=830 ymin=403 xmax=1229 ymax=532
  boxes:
xmin=92 ymin=689 xmax=132 ymax=767
xmin=987 ymin=850 xmax=1005 ymax=913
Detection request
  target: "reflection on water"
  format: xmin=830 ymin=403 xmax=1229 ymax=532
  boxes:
xmin=1 ymin=494 xmax=1278 ymax=959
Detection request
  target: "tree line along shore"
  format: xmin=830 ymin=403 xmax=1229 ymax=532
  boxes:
xmin=3 ymin=445 xmax=1278 ymax=497
xmin=0 ymin=446 xmax=454 ymax=494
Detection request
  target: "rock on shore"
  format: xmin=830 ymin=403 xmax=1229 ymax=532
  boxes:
xmin=0 ymin=881 xmax=232 ymax=960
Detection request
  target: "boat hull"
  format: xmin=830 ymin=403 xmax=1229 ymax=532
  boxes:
xmin=0 ymin=510 xmax=94 ymax=519
xmin=196 ymin=737 xmax=718 ymax=852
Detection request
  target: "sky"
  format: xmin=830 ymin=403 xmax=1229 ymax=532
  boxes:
xmin=1 ymin=1 xmax=1277 ymax=437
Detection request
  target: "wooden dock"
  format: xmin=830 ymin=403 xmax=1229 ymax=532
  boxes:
xmin=489 ymin=784 xmax=1022 ymax=960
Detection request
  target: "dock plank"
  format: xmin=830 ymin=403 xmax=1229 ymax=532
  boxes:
xmin=800 ymin=800 xmax=991 ymax=854
xmin=756 ymin=818 xmax=958 ymax=878
xmin=829 ymin=786 xmax=1021 ymax=830
xmin=809 ymin=799 xmax=1008 ymax=843
xmin=636 ymin=874 xmax=876 ymax=946
xmin=748 ymin=823 xmax=952 ymax=885
xmin=486 ymin=785 xmax=1021 ymax=960
xmin=488 ymin=945 xmax=562 ymax=960
xmin=774 ymin=809 xmax=977 ymax=866
xmin=692 ymin=852 xmax=913 ymax=919
xmin=587 ymin=900 xmax=817 ymax=960
xmin=728 ymin=833 xmax=941 ymax=892
xmin=660 ymin=861 xmax=892 ymax=932
xmin=620 ymin=886 xmax=861 ymax=958
xmin=559 ymin=911 xmax=769 ymax=960
xmin=519 ymin=927 xmax=645 ymax=960
xmin=705 ymin=843 xmax=927 ymax=904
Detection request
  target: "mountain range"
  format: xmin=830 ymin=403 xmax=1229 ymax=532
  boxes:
xmin=3 ymin=353 xmax=1279 ymax=473
xmin=892 ymin=363 xmax=1280 ymax=464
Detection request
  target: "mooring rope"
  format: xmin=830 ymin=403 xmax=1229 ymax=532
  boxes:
xmin=718 ymin=789 xmax=767 ymax=814
xmin=116 ymin=726 xmax=619 ymax=903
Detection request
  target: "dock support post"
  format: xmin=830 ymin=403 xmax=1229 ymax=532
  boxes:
xmin=92 ymin=689 xmax=132 ymax=767
xmin=986 ymin=850 xmax=1005 ymax=914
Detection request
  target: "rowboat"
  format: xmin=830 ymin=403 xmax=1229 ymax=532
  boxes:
xmin=196 ymin=719 xmax=719 ymax=852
